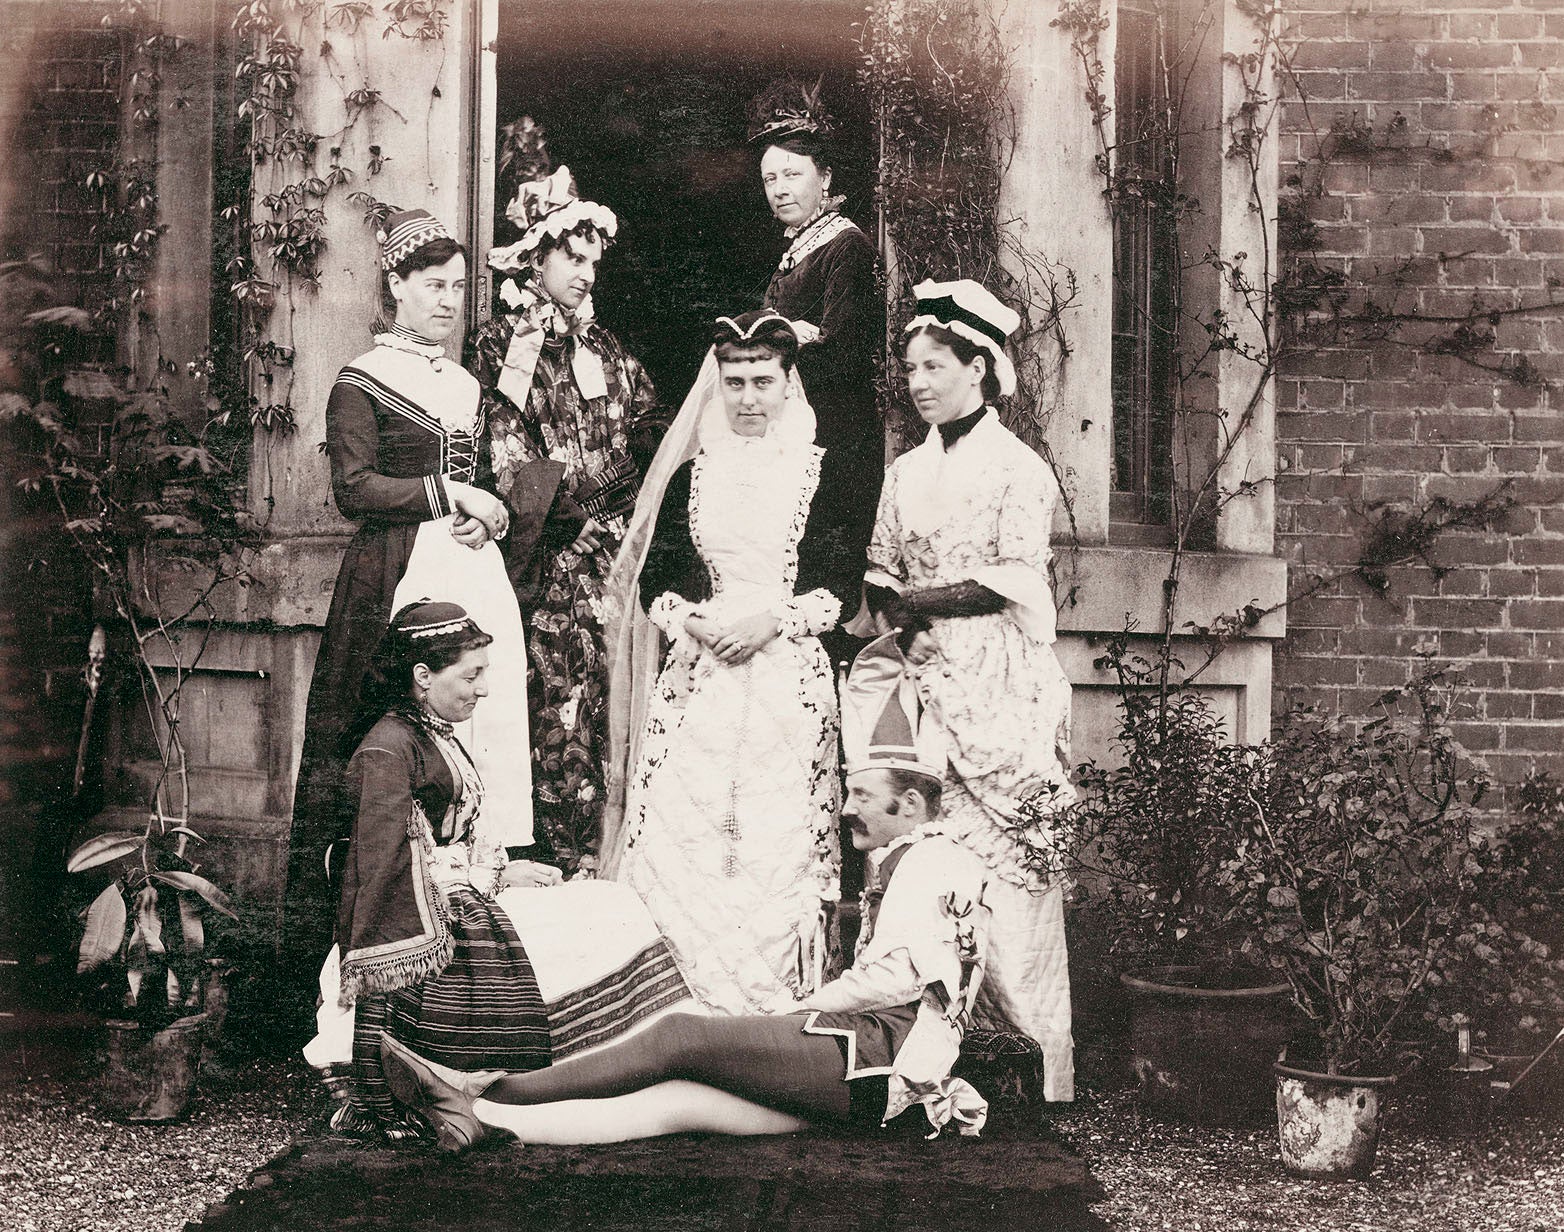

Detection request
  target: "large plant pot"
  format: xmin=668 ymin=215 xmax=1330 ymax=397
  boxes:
xmin=1274 ymin=1058 xmax=1395 ymax=1180
xmin=1120 ymin=964 xmax=1292 ymax=1125
xmin=100 ymin=1012 xmax=207 ymax=1123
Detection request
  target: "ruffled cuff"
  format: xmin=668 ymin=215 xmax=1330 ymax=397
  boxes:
xmin=772 ymin=588 xmax=842 ymax=640
xmin=648 ymin=592 xmax=702 ymax=656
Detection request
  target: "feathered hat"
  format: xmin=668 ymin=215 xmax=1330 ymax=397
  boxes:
xmin=841 ymin=632 xmax=946 ymax=783
xmin=747 ymin=76 xmax=835 ymax=145
xmin=904 ymin=278 xmax=1021 ymax=397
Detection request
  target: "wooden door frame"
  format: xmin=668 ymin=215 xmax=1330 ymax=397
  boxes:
xmin=466 ymin=0 xmax=499 ymax=334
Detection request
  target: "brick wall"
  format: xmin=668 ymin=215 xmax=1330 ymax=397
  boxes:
xmin=2 ymin=5 xmax=121 ymax=311
xmin=0 ymin=1 xmax=123 ymax=960
xmin=1275 ymin=0 xmax=1564 ymax=795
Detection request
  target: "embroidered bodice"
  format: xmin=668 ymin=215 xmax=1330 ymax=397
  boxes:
xmin=689 ymin=437 xmax=815 ymax=620
xmin=328 ymin=339 xmax=486 ymax=526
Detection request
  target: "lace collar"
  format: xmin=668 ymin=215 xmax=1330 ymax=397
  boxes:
xmin=777 ymin=211 xmax=855 ymax=273
xmin=702 ymin=427 xmax=795 ymax=461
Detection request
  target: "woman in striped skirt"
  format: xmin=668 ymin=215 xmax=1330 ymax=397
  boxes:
xmin=307 ymin=600 xmax=692 ymax=1141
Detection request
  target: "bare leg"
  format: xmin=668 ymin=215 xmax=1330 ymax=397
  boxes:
xmin=479 ymin=1012 xmax=850 ymax=1123
xmin=474 ymin=1080 xmax=811 ymax=1144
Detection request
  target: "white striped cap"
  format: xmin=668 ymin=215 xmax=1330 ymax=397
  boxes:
xmin=378 ymin=209 xmax=456 ymax=271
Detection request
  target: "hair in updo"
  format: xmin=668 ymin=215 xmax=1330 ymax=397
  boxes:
xmin=758 ymin=130 xmax=834 ymax=177
xmin=346 ymin=601 xmax=492 ymax=751
xmin=903 ymin=321 xmax=1003 ymax=404
xmin=712 ymin=314 xmax=799 ymax=373
xmin=380 ymin=236 xmax=468 ymax=317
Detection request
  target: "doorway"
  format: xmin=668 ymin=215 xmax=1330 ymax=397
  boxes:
xmin=490 ymin=0 xmax=874 ymax=401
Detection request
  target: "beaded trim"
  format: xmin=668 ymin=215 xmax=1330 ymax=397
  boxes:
xmin=406 ymin=617 xmax=473 ymax=639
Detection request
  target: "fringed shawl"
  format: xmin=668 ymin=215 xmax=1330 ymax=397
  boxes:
xmin=336 ymin=714 xmax=462 ymax=1006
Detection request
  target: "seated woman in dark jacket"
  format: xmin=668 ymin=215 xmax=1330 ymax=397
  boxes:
xmin=304 ymin=600 xmax=692 ymax=1141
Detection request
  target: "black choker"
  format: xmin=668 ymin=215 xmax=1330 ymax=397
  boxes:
xmin=937 ymin=406 xmax=988 ymax=450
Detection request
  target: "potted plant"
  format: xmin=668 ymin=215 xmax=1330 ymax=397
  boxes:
xmin=1221 ymin=667 xmax=1514 ymax=1178
xmin=3 ymin=282 xmax=254 ymax=1119
xmin=67 ymin=817 xmax=238 ymax=1120
xmin=1046 ymin=645 xmax=1291 ymax=1126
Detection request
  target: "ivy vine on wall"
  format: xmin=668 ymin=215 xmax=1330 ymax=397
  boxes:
xmin=223 ymin=0 xmax=447 ymax=513
xmin=859 ymin=0 xmax=1078 ymax=464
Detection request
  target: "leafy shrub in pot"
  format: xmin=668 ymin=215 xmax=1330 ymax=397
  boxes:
xmin=1049 ymin=687 xmax=1262 ymax=970
xmin=1220 ymin=667 xmax=1554 ymax=1079
xmin=1040 ymin=676 xmax=1290 ymax=1124
xmin=1218 ymin=667 xmax=1564 ymax=1174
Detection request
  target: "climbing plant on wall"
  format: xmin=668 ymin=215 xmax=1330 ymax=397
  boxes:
xmin=859 ymin=0 xmax=1078 ymax=458
xmin=1048 ymin=0 xmax=1523 ymax=701
xmin=224 ymin=0 xmax=449 ymax=515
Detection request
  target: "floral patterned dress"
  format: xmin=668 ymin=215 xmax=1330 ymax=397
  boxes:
xmin=866 ymin=409 xmax=1076 ymax=1100
xmin=465 ymin=300 xmax=661 ymax=873
xmin=619 ymin=434 xmax=859 ymax=1013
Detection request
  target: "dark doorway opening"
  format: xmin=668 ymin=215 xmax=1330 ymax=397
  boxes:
xmin=493 ymin=0 xmax=875 ymax=402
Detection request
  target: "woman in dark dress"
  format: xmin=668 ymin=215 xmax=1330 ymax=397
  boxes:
xmin=281 ymin=211 xmax=533 ymax=1017
xmin=750 ymin=81 xmax=885 ymax=584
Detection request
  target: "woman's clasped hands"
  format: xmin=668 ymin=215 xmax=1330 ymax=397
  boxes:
xmin=446 ymin=480 xmax=510 ymax=549
xmin=684 ymin=611 xmax=782 ymax=666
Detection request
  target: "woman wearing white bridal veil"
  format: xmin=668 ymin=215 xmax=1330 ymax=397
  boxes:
xmin=598 ymin=310 xmax=861 ymax=1013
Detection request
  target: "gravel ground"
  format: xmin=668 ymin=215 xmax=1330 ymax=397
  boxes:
xmin=1 ymin=1048 xmax=1560 ymax=1231
xmin=0 ymin=1056 xmax=316 ymax=1232
xmin=1054 ymin=1086 xmax=1564 ymax=1232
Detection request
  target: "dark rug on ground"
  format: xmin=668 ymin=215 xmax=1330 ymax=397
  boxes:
xmin=187 ymin=1120 xmax=1105 ymax=1232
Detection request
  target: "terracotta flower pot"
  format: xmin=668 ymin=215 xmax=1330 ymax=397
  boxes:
xmin=100 ymin=1012 xmax=208 ymax=1123
xmin=1274 ymin=1056 xmax=1395 ymax=1180
xmin=1120 ymin=964 xmax=1292 ymax=1126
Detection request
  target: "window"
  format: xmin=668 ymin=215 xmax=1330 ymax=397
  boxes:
xmin=1110 ymin=0 xmax=1177 ymax=529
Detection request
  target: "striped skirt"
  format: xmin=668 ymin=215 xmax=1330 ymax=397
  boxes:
xmin=384 ymin=888 xmax=552 ymax=1071
xmin=322 ymin=879 xmax=696 ymax=1132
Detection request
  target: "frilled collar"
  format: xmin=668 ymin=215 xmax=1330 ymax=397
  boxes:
xmin=493 ymin=277 xmax=608 ymax=405
xmin=875 ymin=819 xmax=955 ymax=865
xmin=498 ymin=276 xmax=596 ymax=339
xmin=937 ymin=405 xmax=989 ymax=451
xmin=702 ymin=425 xmax=797 ymax=460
